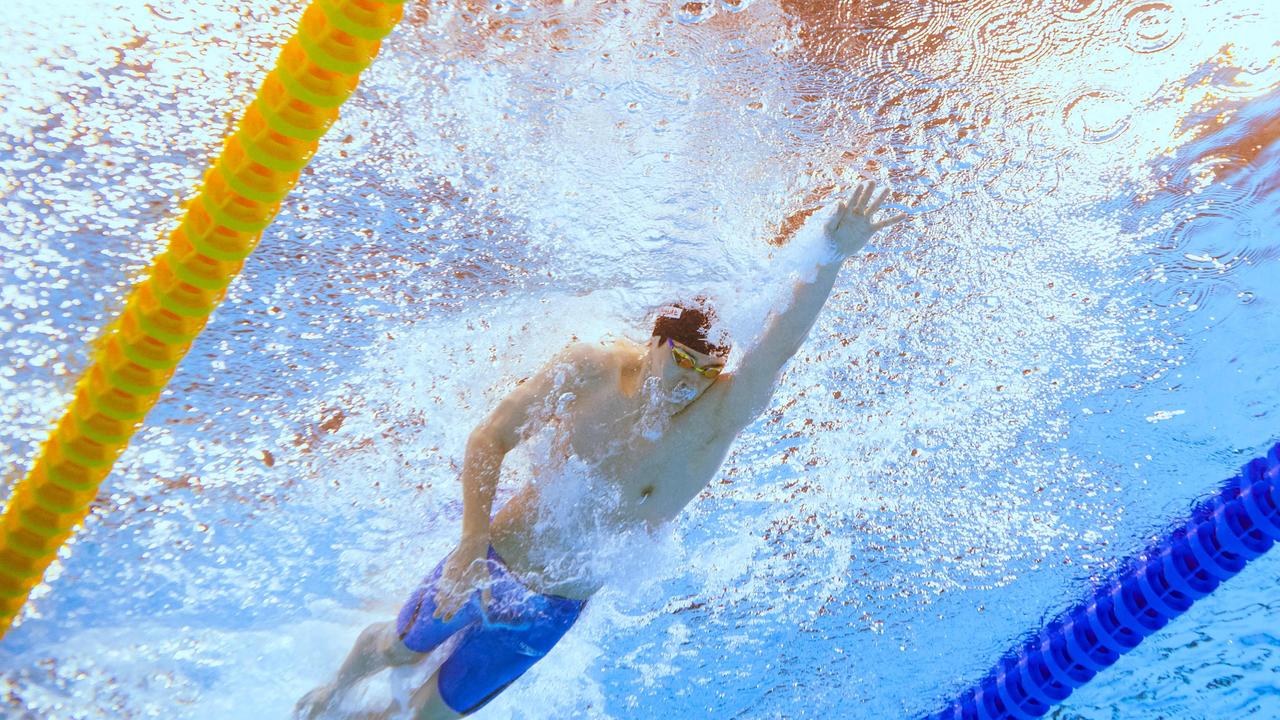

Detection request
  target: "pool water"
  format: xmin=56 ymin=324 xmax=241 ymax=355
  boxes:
xmin=1 ymin=0 xmax=1278 ymax=717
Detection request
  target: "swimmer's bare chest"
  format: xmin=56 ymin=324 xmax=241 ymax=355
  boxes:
xmin=490 ymin=365 xmax=741 ymax=585
xmin=555 ymin=377 xmax=732 ymax=519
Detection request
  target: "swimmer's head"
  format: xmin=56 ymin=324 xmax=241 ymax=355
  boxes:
xmin=646 ymin=299 xmax=729 ymax=406
xmin=650 ymin=299 xmax=730 ymax=358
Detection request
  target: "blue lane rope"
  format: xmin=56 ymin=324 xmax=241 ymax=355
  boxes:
xmin=925 ymin=442 xmax=1280 ymax=720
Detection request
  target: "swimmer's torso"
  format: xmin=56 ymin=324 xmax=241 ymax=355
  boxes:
xmin=489 ymin=341 xmax=742 ymax=599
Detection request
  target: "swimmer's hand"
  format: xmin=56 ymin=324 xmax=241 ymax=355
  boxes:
xmin=434 ymin=535 xmax=493 ymax=622
xmin=823 ymin=179 xmax=906 ymax=258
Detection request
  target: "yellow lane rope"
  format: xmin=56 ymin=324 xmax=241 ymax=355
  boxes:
xmin=0 ymin=0 xmax=405 ymax=638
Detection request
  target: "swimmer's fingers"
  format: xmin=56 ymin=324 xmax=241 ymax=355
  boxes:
xmin=437 ymin=557 xmax=492 ymax=621
xmin=434 ymin=574 xmax=469 ymax=621
xmin=841 ymin=185 xmax=860 ymax=215
xmin=871 ymin=212 xmax=907 ymax=231
xmin=825 ymin=199 xmax=850 ymax=234
xmin=865 ymin=187 xmax=890 ymax=216
xmin=859 ymin=180 xmax=880 ymax=213
xmin=432 ymin=585 xmax=455 ymax=621
xmin=849 ymin=182 xmax=871 ymax=213
xmin=435 ymin=579 xmax=470 ymax=621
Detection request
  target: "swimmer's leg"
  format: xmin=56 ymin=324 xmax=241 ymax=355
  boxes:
xmin=334 ymin=621 xmax=423 ymax=689
xmin=402 ymin=596 xmax=586 ymax=719
xmin=400 ymin=668 xmax=463 ymax=720
xmin=298 ymin=552 xmax=485 ymax=719
xmin=296 ymin=621 xmax=423 ymax=719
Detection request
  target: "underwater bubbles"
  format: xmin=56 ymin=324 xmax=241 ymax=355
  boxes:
xmin=1140 ymin=190 xmax=1264 ymax=322
xmin=857 ymin=4 xmax=977 ymax=89
xmin=1178 ymin=153 xmax=1255 ymax=191
xmin=985 ymin=146 xmax=1062 ymax=206
xmin=1166 ymin=199 xmax=1263 ymax=272
xmin=1212 ymin=43 xmax=1280 ymax=98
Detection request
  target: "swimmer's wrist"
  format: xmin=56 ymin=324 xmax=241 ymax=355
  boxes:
xmin=820 ymin=221 xmax=855 ymax=268
xmin=818 ymin=241 xmax=849 ymax=268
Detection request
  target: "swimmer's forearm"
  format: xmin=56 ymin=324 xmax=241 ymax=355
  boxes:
xmin=763 ymin=259 xmax=843 ymax=359
xmin=459 ymin=430 xmax=505 ymax=542
xmin=762 ymin=191 xmax=885 ymax=356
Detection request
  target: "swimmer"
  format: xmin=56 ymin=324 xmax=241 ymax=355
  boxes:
xmin=295 ymin=180 xmax=905 ymax=719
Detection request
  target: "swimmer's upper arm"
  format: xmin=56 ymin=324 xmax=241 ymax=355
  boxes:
xmin=713 ymin=372 xmax=773 ymax=432
xmin=473 ymin=342 xmax=605 ymax=452
xmin=714 ymin=314 xmax=812 ymax=426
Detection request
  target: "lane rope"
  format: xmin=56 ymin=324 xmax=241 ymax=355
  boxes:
xmin=0 ymin=0 xmax=405 ymax=639
xmin=925 ymin=443 xmax=1280 ymax=719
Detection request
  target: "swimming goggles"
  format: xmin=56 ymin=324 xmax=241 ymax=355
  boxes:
xmin=668 ymin=339 xmax=725 ymax=379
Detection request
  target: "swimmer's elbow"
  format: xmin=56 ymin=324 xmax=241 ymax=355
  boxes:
xmin=467 ymin=424 xmax=513 ymax=456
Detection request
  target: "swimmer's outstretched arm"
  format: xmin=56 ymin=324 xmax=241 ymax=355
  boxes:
xmin=720 ymin=180 xmax=904 ymax=421
xmin=433 ymin=343 xmax=604 ymax=620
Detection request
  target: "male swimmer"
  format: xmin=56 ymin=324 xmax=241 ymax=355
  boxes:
xmin=296 ymin=180 xmax=904 ymax=719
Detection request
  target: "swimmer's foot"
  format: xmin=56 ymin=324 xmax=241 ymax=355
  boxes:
xmin=294 ymin=683 xmax=336 ymax=720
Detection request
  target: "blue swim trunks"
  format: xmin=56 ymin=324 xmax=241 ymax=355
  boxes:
xmin=395 ymin=546 xmax=586 ymax=716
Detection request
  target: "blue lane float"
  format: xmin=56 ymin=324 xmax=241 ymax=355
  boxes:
xmin=926 ymin=442 xmax=1280 ymax=720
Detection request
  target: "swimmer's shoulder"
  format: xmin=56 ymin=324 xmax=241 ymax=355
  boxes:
xmin=552 ymin=339 xmax=622 ymax=383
